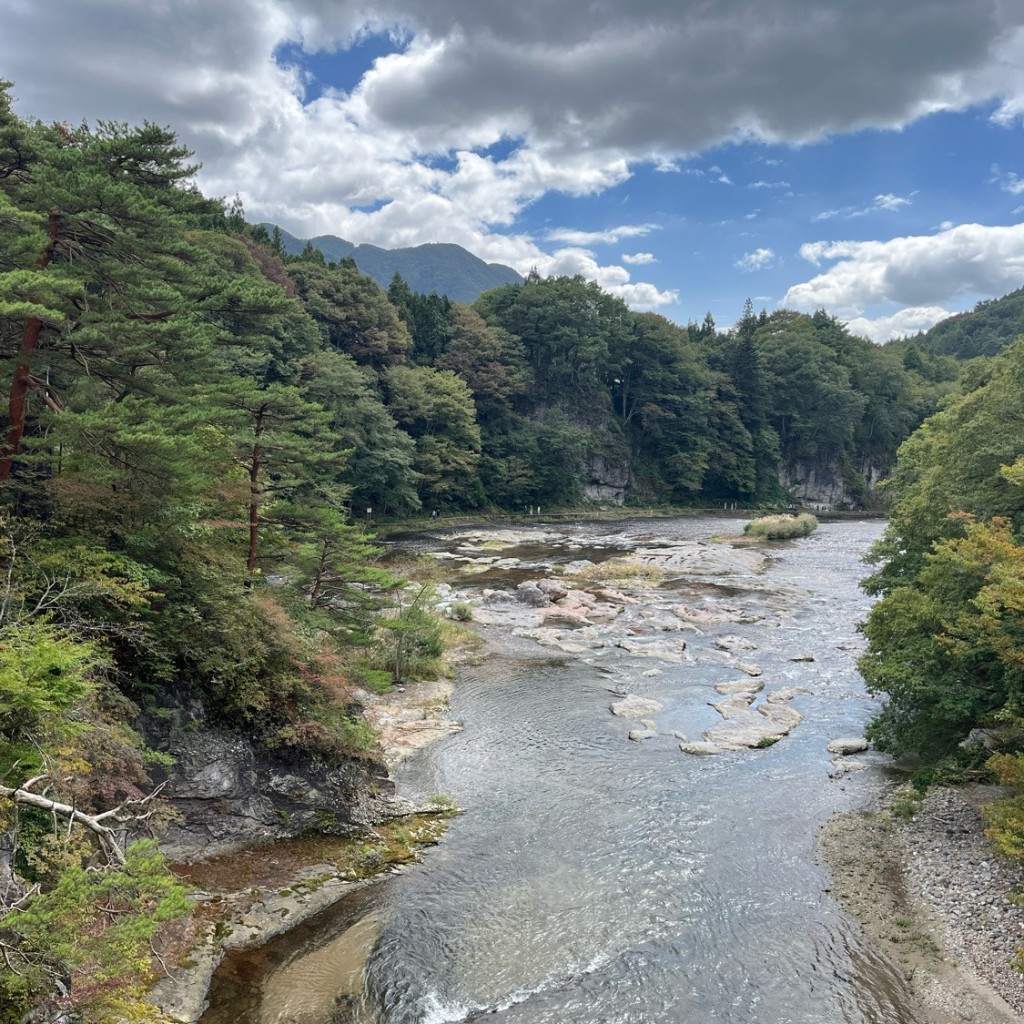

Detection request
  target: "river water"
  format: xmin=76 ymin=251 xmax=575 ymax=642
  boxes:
xmin=204 ymin=516 xmax=921 ymax=1024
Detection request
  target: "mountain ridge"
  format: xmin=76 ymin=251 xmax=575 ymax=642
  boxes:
xmin=263 ymin=224 xmax=524 ymax=302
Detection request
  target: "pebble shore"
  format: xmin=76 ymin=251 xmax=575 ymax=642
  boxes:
xmin=900 ymin=788 xmax=1024 ymax=1017
xmin=820 ymin=785 xmax=1024 ymax=1024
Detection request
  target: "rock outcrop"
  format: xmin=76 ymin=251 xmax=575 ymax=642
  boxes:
xmin=141 ymin=704 xmax=391 ymax=861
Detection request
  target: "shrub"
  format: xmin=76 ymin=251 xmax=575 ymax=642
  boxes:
xmin=448 ymin=601 xmax=473 ymax=622
xmin=743 ymin=513 xmax=818 ymax=540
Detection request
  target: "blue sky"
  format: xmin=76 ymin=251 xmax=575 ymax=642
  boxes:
xmin=4 ymin=1 xmax=1024 ymax=341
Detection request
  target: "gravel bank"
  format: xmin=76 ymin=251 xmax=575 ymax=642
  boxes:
xmin=820 ymin=787 xmax=1024 ymax=1024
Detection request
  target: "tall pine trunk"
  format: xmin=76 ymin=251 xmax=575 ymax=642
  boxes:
xmin=0 ymin=210 xmax=62 ymax=484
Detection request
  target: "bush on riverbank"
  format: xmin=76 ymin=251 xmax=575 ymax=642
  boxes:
xmin=744 ymin=513 xmax=818 ymax=539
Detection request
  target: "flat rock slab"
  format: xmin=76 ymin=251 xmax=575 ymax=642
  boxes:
xmin=770 ymin=688 xmax=815 ymax=704
xmin=715 ymin=634 xmax=758 ymax=652
xmin=680 ymin=741 xmax=722 ymax=755
xmin=711 ymin=694 xmax=757 ymax=719
xmin=789 ymin=654 xmax=815 ymax=662
xmin=615 ymin=638 xmax=687 ymax=663
xmin=714 ymin=679 xmax=765 ymax=696
xmin=759 ymin=703 xmax=803 ymax=729
xmin=672 ymin=603 xmax=763 ymax=626
xmin=828 ymin=737 xmax=870 ymax=755
xmin=732 ymin=661 xmax=763 ymax=677
xmin=703 ymin=703 xmax=802 ymax=750
xmin=611 ymin=695 xmax=665 ymax=719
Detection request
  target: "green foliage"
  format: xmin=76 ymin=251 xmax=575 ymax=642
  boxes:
xmin=372 ymin=588 xmax=446 ymax=683
xmin=0 ymin=840 xmax=189 ymax=1023
xmin=985 ymin=754 xmax=1024 ymax=858
xmin=744 ymin=513 xmax=818 ymax=539
xmin=0 ymin=621 xmax=99 ymax=775
xmin=860 ymin=341 xmax=1024 ymax=762
xmin=915 ymin=285 xmax=1024 ymax=359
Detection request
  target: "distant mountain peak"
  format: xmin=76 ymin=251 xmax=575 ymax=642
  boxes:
xmin=260 ymin=225 xmax=523 ymax=302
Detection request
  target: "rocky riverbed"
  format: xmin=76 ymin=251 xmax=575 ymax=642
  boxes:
xmin=819 ymin=786 xmax=1024 ymax=1024
xmin=195 ymin=517 xmax=1024 ymax=1024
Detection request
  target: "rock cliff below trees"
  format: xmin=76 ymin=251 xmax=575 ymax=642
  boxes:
xmin=139 ymin=705 xmax=392 ymax=862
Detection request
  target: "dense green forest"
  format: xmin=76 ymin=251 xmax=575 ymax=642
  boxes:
xmin=908 ymin=284 xmax=1024 ymax=359
xmin=0 ymin=82 xmax=1014 ymax=1019
xmin=859 ymin=339 xmax=1024 ymax=839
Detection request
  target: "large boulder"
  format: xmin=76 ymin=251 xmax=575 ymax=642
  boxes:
xmin=827 ymin=737 xmax=870 ymax=755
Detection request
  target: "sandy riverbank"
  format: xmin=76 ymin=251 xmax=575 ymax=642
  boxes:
xmin=819 ymin=787 xmax=1024 ymax=1024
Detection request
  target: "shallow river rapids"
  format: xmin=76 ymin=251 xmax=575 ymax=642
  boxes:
xmin=203 ymin=516 xmax=926 ymax=1024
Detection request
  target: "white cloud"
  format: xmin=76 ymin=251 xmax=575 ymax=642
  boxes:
xmin=622 ymin=252 xmax=657 ymax=265
xmin=874 ymin=192 xmax=914 ymax=211
xmin=785 ymin=222 xmax=1024 ymax=312
xmin=813 ymin=191 xmax=916 ymax=221
xmin=844 ymin=306 xmax=955 ymax=343
xmin=547 ymin=224 xmax=658 ymax=246
xmin=747 ymin=180 xmax=790 ymax=189
xmin=709 ymin=165 xmax=733 ymax=185
xmin=735 ymin=247 xmax=776 ymax=271
xmin=993 ymin=168 xmax=1024 ymax=195
xmin=3 ymin=0 xmax=1024 ymax=317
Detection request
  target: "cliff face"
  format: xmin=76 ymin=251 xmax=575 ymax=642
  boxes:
xmin=778 ymin=458 xmax=887 ymax=510
xmin=141 ymin=705 xmax=393 ymax=861
xmin=584 ymin=455 xmax=630 ymax=503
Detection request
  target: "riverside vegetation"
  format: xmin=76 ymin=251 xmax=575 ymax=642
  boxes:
xmin=0 ymin=77 xmax=1023 ymax=1020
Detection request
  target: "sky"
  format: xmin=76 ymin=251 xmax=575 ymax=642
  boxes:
xmin=3 ymin=1 xmax=1024 ymax=342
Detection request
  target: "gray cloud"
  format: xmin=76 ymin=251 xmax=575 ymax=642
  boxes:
xmin=3 ymin=1 xmax=1023 ymax=317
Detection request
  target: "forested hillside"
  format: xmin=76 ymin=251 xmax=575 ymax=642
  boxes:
xmin=858 ymin=335 xmax=1024 ymax=872
xmin=907 ymin=284 xmax=1024 ymax=359
xmin=0 ymin=86 xmax=972 ymax=1019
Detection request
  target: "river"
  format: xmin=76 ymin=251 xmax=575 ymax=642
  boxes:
xmin=203 ymin=515 xmax=921 ymax=1024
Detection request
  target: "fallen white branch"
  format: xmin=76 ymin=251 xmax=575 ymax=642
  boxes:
xmin=0 ymin=777 xmax=166 ymax=869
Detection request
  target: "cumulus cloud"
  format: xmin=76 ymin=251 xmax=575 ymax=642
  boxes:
xmin=844 ymin=306 xmax=955 ymax=343
xmin=622 ymin=252 xmax=657 ymax=264
xmin=735 ymin=248 xmax=776 ymax=271
xmin=785 ymin=222 xmax=1024 ymax=312
xmin=748 ymin=180 xmax=790 ymax=189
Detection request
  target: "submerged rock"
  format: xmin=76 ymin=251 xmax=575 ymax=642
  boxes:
xmin=715 ymin=634 xmax=757 ymax=652
xmin=628 ymin=728 xmax=658 ymax=741
xmin=610 ymin=694 xmax=665 ymax=719
xmin=680 ymin=741 xmax=722 ymax=756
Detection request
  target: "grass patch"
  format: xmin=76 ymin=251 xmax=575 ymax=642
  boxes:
xmin=744 ymin=513 xmax=818 ymax=540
